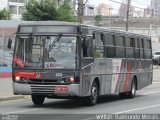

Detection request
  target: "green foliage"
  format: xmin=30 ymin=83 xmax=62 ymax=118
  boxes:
xmin=23 ymin=0 xmax=57 ymax=21
xmin=94 ymin=15 xmax=103 ymax=26
xmin=23 ymin=0 xmax=75 ymax=22
xmin=57 ymin=0 xmax=75 ymax=22
xmin=0 ymin=8 xmax=10 ymax=20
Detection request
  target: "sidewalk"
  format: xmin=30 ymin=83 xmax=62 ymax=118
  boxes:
xmin=0 ymin=68 xmax=160 ymax=102
xmin=0 ymin=77 xmax=27 ymax=101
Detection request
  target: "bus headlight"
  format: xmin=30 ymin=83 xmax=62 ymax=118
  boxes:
xmin=69 ymin=77 xmax=75 ymax=82
xmin=15 ymin=76 xmax=21 ymax=81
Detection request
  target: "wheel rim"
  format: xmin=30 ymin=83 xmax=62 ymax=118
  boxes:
xmin=131 ymin=82 xmax=136 ymax=95
xmin=91 ymin=86 xmax=97 ymax=102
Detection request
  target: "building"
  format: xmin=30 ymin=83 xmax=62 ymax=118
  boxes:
xmin=0 ymin=0 xmax=66 ymax=20
xmin=118 ymin=0 xmax=135 ymax=18
xmin=133 ymin=10 xmax=144 ymax=18
xmin=96 ymin=3 xmax=112 ymax=16
xmin=144 ymin=7 xmax=153 ymax=18
xmin=0 ymin=0 xmax=27 ymax=20
xmin=151 ymin=0 xmax=160 ymax=17
xmin=84 ymin=4 xmax=95 ymax=16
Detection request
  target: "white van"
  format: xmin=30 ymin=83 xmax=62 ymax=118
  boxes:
xmin=152 ymin=51 xmax=160 ymax=65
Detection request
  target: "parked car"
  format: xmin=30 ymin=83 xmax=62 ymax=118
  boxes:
xmin=152 ymin=51 xmax=160 ymax=65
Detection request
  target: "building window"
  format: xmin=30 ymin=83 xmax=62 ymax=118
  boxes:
xmin=19 ymin=0 xmax=26 ymax=3
xmin=19 ymin=6 xmax=25 ymax=14
xmin=9 ymin=0 xmax=26 ymax=3
xmin=9 ymin=0 xmax=18 ymax=2
xmin=9 ymin=5 xmax=17 ymax=14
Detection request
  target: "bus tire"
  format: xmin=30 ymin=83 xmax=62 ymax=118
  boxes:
xmin=86 ymin=81 xmax=99 ymax=106
xmin=126 ymin=78 xmax=136 ymax=98
xmin=119 ymin=78 xmax=136 ymax=99
xmin=31 ymin=95 xmax=45 ymax=105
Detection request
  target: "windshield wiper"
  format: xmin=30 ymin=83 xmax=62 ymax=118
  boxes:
xmin=49 ymin=33 xmax=62 ymax=51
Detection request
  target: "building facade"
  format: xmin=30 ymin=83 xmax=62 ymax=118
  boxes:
xmin=118 ymin=0 xmax=134 ymax=18
xmin=0 ymin=0 xmax=27 ymax=20
xmin=151 ymin=0 xmax=160 ymax=17
xmin=96 ymin=3 xmax=112 ymax=16
xmin=84 ymin=4 xmax=95 ymax=16
xmin=144 ymin=7 xmax=153 ymax=18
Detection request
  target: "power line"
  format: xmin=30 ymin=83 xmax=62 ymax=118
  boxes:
xmin=109 ymin=0 xmax=160 ymax=14
xmin=109 ymin=0 xmax=146 ymax=9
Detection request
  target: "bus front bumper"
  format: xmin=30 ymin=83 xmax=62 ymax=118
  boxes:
xmin=12 ymin=82 xmax=80 ymax=96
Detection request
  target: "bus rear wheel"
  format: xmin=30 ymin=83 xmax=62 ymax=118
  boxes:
xmin=119 ymin=78 xmax=136 ymax=99
xmin=127 ymin=79 xmax=136 ymax=98
xmin=31 ymin=95 xmax=45 ymax=105
xmin=86 ymin=81 xmax=99 ymax=106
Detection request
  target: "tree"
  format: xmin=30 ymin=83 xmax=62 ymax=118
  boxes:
xmin=94 ymin=15 xmax=103 ymax=26
xmin=0 ymin=8 xmax=10 ymax=20
xmin=23 ymin=0 xmax=57 ymax=21
xmin=57 ymin=0 xmax=75 ymax=22
xmin=23 ymin=0 xmax=75 ymax=22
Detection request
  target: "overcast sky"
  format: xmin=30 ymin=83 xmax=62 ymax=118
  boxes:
xmin=87 ymin=0 xmax=151 ymax=10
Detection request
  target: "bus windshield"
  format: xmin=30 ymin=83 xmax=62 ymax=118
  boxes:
xmin=13 ymin=35 xmax=78 ymax=69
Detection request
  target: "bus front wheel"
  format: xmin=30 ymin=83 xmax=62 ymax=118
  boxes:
xmin=86 ymin=81 xmax=99 ymax=106
xmin=31 ymin=95 xmax=45 ymax=105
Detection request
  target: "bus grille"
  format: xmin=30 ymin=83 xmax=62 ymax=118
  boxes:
xmin=31 ymin=85 xmax=56 ymax=94
xmin=29 ymin=79 xmax=58 ymax=85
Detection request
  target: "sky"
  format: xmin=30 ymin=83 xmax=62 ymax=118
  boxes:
xmin=87 ymin=0 xmax=151 ymax=11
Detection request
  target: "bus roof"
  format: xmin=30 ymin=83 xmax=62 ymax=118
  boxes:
xmin=19 ymin=21 xmax=80 ymax=26
xmin=19 ymin=21 xmax=150 ymax=38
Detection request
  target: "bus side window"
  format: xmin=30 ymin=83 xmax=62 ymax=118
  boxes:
xmin=105 ymin=33 xmax=116 ymax=58
xmin=135 ymin=38 xmax=140 ymax=59
xmin=140 ymin=39 xmax=144 ymax=59
xmin=144 ymin=39 xmax=152 ymax=59
xmin=116 ymin=36 xmax=125 ymax=58
xmin=126 ymin=37 xmax=135 ymax=58
xmin=82 ymin=36 xmax=93 ymax=57
xmin=93 ymin=33 xmax=104 ymax=58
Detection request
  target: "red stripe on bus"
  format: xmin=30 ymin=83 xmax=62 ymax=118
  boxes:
xmin=14 ymin=71 xmax=37 ymax=78
xmin=123 ymin=63 xmax=131 ymax=92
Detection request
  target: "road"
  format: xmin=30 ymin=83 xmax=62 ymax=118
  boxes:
xmin=0 ymin=82 xmax=160 ymax=120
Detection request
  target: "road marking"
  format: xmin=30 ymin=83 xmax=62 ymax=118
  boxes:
xmin=82 ymin=104 xmax=160 ymax=120
xmin=3 ymin=108 xmax=41 ymax=114
xmin=82 ymin=116 xmax=96 ymax=120
xmin=114 ymin=104 xmax=160 ymax=114
xmin=153 ymin=82 xmax=160 ymax=84
xmin=141 ymin=91 xmax=160 ymax=95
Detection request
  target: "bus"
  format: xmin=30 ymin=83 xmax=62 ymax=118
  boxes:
xmin=9 ymin=21 xmax=153 ymax=106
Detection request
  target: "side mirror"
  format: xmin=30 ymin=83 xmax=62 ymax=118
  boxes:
xmin=7 ymin=37 xmax=12 ymax=49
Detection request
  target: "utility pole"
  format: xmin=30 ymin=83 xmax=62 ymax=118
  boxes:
xmin=126 ymin=0 xmax=131 ymax=31
xmin=77 ymin=0 xmax=84 ymax=23
xmin=109 ymin=8 xmax=112 ymax=28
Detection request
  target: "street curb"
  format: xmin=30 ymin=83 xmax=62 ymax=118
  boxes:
xmin=0 ymin=95 xmax=30 ymax=102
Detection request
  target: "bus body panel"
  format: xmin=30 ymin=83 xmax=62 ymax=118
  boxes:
xmin=12 ymin=69 xmax=81 ymax=96
xmin=81 ymin=58 xmax=152 ymax=96
xmin=13 ymin=82 xmax=80 ymax=96
xmin=12 ymin=22 xmax=153 ymax=100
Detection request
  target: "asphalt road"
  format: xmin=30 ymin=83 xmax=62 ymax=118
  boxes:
xmin=0 ymin=82 xmax=160 ymax=120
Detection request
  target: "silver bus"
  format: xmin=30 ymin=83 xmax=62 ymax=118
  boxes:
xmin=9 ymin=21 xmax=153 ymax=106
